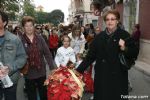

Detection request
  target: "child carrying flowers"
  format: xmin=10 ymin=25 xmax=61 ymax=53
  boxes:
xmin=55 ymin=35 xmax=76 ymax=67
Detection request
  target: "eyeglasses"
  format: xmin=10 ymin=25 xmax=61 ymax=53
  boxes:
xmin=36 ymin=28 xmax=41 ymax=30
xmin=105 ymin=18 xmax=117 ymax=21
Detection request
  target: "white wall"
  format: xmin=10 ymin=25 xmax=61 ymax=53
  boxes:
xmin=83 ymin=0 xmax=91 ymax=12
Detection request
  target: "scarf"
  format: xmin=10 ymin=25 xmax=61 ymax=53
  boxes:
xmin=23 ymin=34 xmax=42 ymax=69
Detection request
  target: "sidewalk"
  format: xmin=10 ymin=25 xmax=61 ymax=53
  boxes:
xmin=133 ymin=60 xmax=150 ymax=77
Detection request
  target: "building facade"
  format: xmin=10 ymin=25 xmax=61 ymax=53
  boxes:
xmin=138 ymin=0 xmax=150 ymax=64
xmin=68 ymin=0 xmax=99 ymax=26
xmin=69 ymin=0 xmax=150 ymax=65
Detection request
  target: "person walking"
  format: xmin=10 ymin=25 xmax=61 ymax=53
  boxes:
xmin=0 ymin=11 xmax=27 ymax=100
xmin=20 ymin=16 xmax=56 ymax=100
xmin=131 ymin=24 xmax=141 ymax=59
xmin=76 ymin=10 xmax=138 ymax=100
xmin=49 ymin=27 xmax=59 ymax=59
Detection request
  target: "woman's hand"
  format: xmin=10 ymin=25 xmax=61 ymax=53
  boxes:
xmin=119 ymin=39 xmax=126 ymax=51
xmin=44 ymin=79 xmax=49 ymax=86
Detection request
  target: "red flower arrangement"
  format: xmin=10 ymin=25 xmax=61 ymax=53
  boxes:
xmin=83 ymin=71 xmax=94 ymax=93
xmin=83 ymin=65 xmax=94 ymax=93
xmin=45 ymin=67 xmax=84 ymax=100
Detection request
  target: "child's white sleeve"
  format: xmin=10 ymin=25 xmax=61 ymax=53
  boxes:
xmin=75 ymin=60 xmax=82 ymax=68
xmin=69 ymin=49 xmax=76 ymax=64
xmin=55 ymin=50 xmax=60 ymax=67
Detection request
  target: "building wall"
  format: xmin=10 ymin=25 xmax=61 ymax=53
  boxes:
xmin=98 ymin=16 xmax=102 ymax=29
xmin=138 ymin=0 xmax=150 ymax=64
xmin=83 ymin=0 xmax=91 ymax=12
xmin=139 ymin=0 xmax=150 ymax=40
xmin=139 ymin=39 xmax=150 ymax=64
xmin=115 ymin=3 xmax=123 ymax=23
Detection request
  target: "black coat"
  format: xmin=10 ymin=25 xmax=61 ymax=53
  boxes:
xmin=77 ymin=28 xmax=138 ymax=100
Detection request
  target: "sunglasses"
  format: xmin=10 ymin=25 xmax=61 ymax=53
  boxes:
xmin=36 ymin=28 xmax=41 ymax=30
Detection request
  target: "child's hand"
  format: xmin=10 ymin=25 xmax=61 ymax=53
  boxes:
xmin=68 ymin=63 xmax=75 ymax=69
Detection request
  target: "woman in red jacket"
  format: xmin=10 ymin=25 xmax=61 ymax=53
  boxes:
xmin=49 ymin=27 xmax=59 ymax=59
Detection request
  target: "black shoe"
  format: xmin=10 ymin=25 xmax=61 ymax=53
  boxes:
xmin=89 ymin=96 xmax=94 ymax=100
xmin=128 ymin=85 xmax=133 ymax=92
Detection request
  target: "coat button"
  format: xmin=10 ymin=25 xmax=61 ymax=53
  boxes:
xmin=102 ymin=59 xmax=106 ymax=62
xmin=113 ymin=39 xmax=117 ymax=42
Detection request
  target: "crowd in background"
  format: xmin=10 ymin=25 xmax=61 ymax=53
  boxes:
xmin=9 ymin=22 xmax=102 ymax=61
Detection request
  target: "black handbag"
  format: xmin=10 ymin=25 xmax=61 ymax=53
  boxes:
xmin=119 ymin=52 xmax=135 ymax=70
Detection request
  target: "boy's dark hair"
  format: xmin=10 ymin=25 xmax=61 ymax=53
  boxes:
xmin=0 ymin=11 xmax=8 ymax=28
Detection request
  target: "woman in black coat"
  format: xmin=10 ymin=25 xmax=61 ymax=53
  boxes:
xmin=76 ymin=10 xmax=138 ymax=100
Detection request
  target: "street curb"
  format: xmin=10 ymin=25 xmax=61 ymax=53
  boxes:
xmin=133 ymin=61 xmax=150 ymax=77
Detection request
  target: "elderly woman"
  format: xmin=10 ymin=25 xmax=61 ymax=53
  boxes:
xmin=20 ymin=16 xmax=56 ymax=100
xmin=76 ymin=10 xmax=138 ymax=100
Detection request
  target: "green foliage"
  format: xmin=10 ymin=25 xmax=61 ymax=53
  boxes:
xmin=0 ymin=0 xmax=65 ymax=25
xmin=35 ymin=11 xmax=48 ymax=24
xmin=35 ymin=9 xmax=64 ymax=26
xmin=0 ymin=0 xmax=19 ymax=11
xmin=22 ymin=0 xmax=36 ymax=17
xmin=48 ymin=9 xmax=64 ymax=26
xmin=0 ymin=0 xmax=19 ymax=21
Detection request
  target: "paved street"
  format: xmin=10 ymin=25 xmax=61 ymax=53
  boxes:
xmin=16 ymin=66 xmax=150 ymax=100
xmin=128 ymin=67 xmax=150 ymax=100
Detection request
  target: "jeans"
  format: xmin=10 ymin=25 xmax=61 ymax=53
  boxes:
xmin=0 ymin=84 xmax=17 ymax=100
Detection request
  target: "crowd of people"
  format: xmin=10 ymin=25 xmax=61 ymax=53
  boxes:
xmin=0 ymin=8 xmax=140 ymax=100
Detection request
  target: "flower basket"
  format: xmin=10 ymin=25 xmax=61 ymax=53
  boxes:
xmin=46 ymin=67 xmax=84 ymax=100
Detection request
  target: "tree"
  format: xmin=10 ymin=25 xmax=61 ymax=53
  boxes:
xmin=48 ymin=9 xmax=64 ymax=26
xmin=35 ymin=11 xmax=48 ymax=24
xmin=22 ymin=0 xmax=36 ymax=17
xmin=35 ymin=9 xmax=64 ymax=26
xmin=0 ymin=0 xmax=19 ymax=21
xmin=0 ymin=0 xmax=19 ymax=11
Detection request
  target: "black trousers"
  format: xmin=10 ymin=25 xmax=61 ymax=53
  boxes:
xmin=25 ymin=76 xmax=47 ymax=100
xmin=50 ymin=48 xmax=57 ymax=59
xmin=0 ymin=83 xmax=17 ymax=100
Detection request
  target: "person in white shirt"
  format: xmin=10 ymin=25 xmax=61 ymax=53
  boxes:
xmin=68 ymin=25 xmax=86 ymax=55
xmin=55 ymin=35 xmax=76 ymax=67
